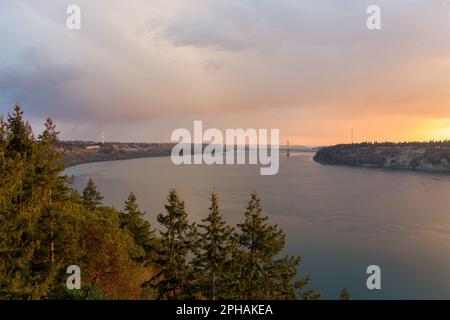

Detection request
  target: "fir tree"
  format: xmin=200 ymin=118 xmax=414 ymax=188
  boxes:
xmin=120 ymin=192 xmax=155 ymax=259
xmin=237 ymin=192 xmax=285 ymax=299
xmin=301 ymin=288 xmax=322 ymax=300
xmin=194 ymin=193 xmax=235 ymax=300
xmin=36 ymin=117 xmax=69 ymax=198
xmin=0 ymin=154 xmax=38 ymax=298
xmin=340 ymin=288 xmax=351 ymax=300
xmin=145 ymin=189 xmax=197 ymax=299
xmin=0 ymin=106 xmax=42 ymax=298
xmin=82 ymin=178 xmax=104 ymax=210
xmin=236 ymin=192 xmax=319 ymax=300
xmin=31 ymin=118 xmax=72 ymax=294
xmin=5 ymin=104 xmax=34 ymax=159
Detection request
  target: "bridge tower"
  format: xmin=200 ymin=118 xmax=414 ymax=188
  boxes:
xmin=287 ymin=140 xmax=290 ymax=158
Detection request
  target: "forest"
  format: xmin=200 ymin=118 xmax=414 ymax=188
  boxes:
xmin=0 ymin=104 xmax=344 ymax=300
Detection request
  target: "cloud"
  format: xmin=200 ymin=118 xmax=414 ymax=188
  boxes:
xmin=0 ymin=47 xmax=82 ymax=116
xmin=0 ymin=0 xmax=449 ymax=143
xmin=200 ymin=60 xmax=225 ymax=74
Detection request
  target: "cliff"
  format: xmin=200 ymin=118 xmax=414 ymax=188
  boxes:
xmin=313 ymin=142 xmax=450 ymax=173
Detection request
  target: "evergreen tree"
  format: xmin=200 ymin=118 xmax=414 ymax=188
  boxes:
xmin=4 ymin=105 xmax=35 ymax=206
xmin=236 ymin=192 xmax=318 ymax=300
xmin=36 ymin=118 xmax=69 ymax=199
xmin=194 ymin=193 xmax=235 ymax=300
xmin=82 ymin=178 xmax=104 ymax=210
xmin=340 ymin=288 xmax=351 ymax=300
xmin=236 ymin=192 xmax=284 ymax=299
xmin=145 ymin=189 xmax=197 ymax=299
xmin=31 ymin=118 xmax=72 ymax=294
xmin=0 ymin=154 xmax=38 ymax=298
xmin=0 ymin=106 xmax=42 ymax=298
xmin=120 ymin=192 xmax=155 ymax=260
xmin=5 ymin=104 xmax=34 ymax=159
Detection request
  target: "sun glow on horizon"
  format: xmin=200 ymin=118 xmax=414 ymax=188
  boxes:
xmin=429 ymin=126 xmax=450 ymax=141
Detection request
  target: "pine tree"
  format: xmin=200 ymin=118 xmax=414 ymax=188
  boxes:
xmin=5 ymin=104 xmax=34 ymax=159
xmin=0 ymin=105 xmax=42 ymax=298
xmin=0 ymin=154 xmax=37 ymax=298
xmin=120 ymin=192 xmax=155 ymax=259
xmin=144 ymin=189 xmax=197 ymax=299
xmin=194 ymin=193 xmax=235 ymax=300
xmin=236 ymin=192 xmax=284 ymax=299
xmin=82 ymin=178 xmax=104 ymax=210
xmin=36 ymin=118 xmax=69 ymax=198
xmin=235 ymin=192 xmax=318 ymax=300
xmin=301 ymin=288 xmax=322 ymax=300
xmin=340 ymin=288 xmax=351 ymax=300
xmin=31 ymin=118 xmax=72 ymax=293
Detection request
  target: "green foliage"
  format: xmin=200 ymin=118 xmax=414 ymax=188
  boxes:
xmin=193 ymin=193 xmax=235 ymax=300
xmin=231 ymin=192 xmax=319 ymax=300
xmin=49 ymin=284 xmax=106 ymax=300
xmin=0 ymin=105 xmax=153 ymax=299
xmin=5 ymin=104 xmax=34 ymax=159
xmin=340 ymin=288 xmax=351 ymax=300
xmin=120 ymin=192 xmax=155 ymax=261
xmin=0 ymin=105 xmax=47 ymax=299
xmin=145 ymin=189 xmax=198 ymax=300
xmin=82 ymin=178 xmax=104 ymax=210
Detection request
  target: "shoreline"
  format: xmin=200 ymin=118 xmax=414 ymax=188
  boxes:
xmin=313 ymin=143 xmax=450 ymax=174
xmin=63 ymin=151 xmax=172 ymax=168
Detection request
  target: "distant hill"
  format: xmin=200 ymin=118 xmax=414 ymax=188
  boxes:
xmin=59 ymin=141 xmax=175 ymax=167
xmin=313 ymin=141 xmax=450 ymax=173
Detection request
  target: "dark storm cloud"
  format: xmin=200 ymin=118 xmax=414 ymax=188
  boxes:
xmin=0 ymin=47 xmax=86 ymax=120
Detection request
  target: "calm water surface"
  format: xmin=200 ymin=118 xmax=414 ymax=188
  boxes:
xmin=64 ymin=152 xmax=450 ymax=299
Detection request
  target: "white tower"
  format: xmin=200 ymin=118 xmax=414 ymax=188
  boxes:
xmin=102 ymin=130 xmax=105 ymax=144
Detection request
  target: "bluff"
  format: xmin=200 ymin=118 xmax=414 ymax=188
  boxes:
xmin=313 ymin=142 xmax=450 ymax=173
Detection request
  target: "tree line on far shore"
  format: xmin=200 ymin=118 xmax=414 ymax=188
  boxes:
xmin=335 ymin=140 xmax=450 ymax=148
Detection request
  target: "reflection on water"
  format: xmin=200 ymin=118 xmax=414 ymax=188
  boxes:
xmin=64 ymin=151 xmax=450 ymax=299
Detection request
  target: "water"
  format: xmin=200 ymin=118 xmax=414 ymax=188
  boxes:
xmin=64 ymin=151 xmax=450 ymax=299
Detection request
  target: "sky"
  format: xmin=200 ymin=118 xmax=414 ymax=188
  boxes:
xmin=0 ymin=0 xmax=449 ymax=145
